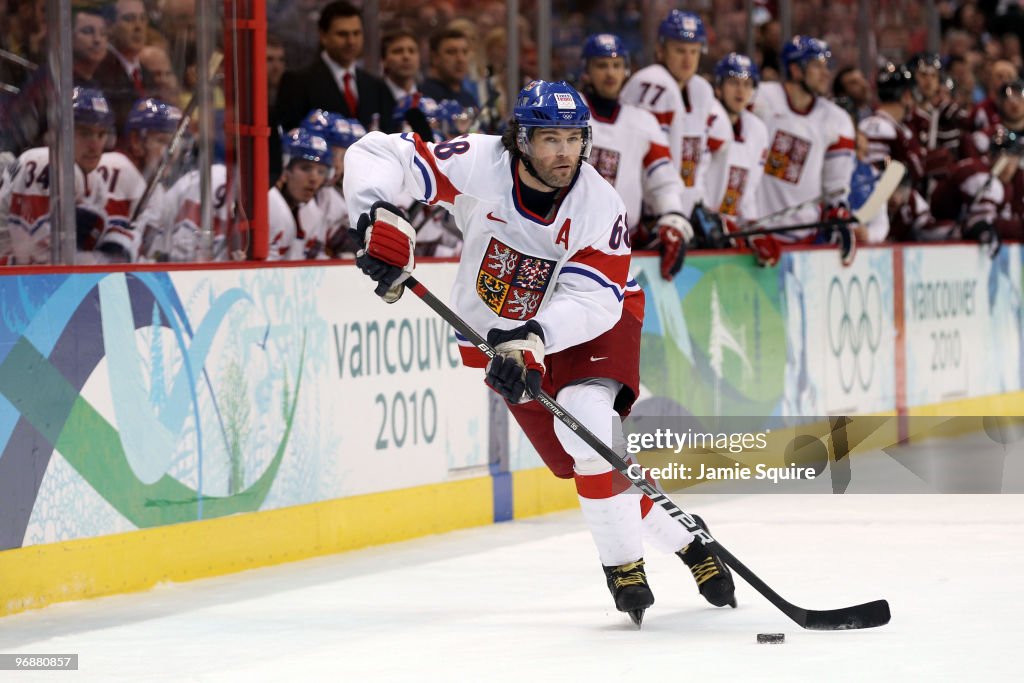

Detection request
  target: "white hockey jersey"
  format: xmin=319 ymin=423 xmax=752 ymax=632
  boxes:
xmin=150 ymin=164 xmax=231 ymax=261
xmin=752 ymin=82 xmax=856 ymax=239
xmin=95 ymin=151 xmax=158 ymax=261
xmin=620 ymin=65 xmax=731 ymax=215
xmin=0 ymin=146 xmax=108 ymax=264
xmin=271 ymin=185 xmax=329 ymax=261
xmin=703 ymin=103 xmax=769 ymax=221
xmin=583 ymin=94 xmax=685 ymax=229
xmin=344 ymin=132 xmax=635 ymax=360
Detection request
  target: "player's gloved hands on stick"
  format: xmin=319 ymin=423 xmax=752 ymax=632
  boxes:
xmin=747 ymin=232 xmax=781 ymax=268
xmin=350 ymin=200 xmax=416 ymax=303
xmin=653 ymin=212 xmax=692 ymax=280
xmin=485 ymin=320 xmax=546 ymax=404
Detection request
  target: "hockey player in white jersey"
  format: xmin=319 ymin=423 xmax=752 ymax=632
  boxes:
xmin=96 ymin=97 xmax=183 ymax=261
xmin=0 ymin=87 xmax=121 ymax=265
xmin=578 ymin=33 xmax=689 ymax=280
xmin=752 ymin=36 xmax=857 ymax=241
xmin=343 ymin=80 xmax=735 ymax=625
xmin=298 ymin=109 xmax=366 ymax=257
xmin=619 ymin=11 xmax=732 ymax=234
xmin=267 ymin=128 xmax=331 ymax=260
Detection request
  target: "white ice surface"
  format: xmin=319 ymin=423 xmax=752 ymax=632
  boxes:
xmin=1 ymin=494 xmax=1022 ymax=682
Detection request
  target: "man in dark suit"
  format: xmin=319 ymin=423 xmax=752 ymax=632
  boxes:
xmin=94 ymin=0 xmax=152 ymax=134
xmin=272 ymin=0 xmax=396 ymax=183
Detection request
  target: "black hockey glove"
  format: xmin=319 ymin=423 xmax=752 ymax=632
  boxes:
xmin=485 ymin=320 xmax=546 ymax=404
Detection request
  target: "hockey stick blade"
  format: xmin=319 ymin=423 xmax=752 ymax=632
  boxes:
xmin=403 ymin=274 xmax=891 ymax=630
xmin=853 ymin=160 xmax=905 ymax=225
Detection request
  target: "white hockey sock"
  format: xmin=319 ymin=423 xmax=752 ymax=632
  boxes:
xmin=556 ymin=379 xmax=644 ymax=567
xmin=641 ymin=498 xmax=696 ymax=554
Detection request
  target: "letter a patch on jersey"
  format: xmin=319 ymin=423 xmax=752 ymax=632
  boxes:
xmin=765 ymin=131 xmax=811 ymax=184
xmin=476 ymin=237 xmax=556 ymax=321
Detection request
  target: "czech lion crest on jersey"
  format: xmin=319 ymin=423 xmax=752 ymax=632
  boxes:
xmin=718 ymin=166 xmax=748 ymax=216
xmin=765 ymin=130 xmax=811 ymax=184
xmin=476 ymin=237 xmax=555 ymax=320
xmin=680 ymin=136 xmax=702 ymax=187
xmin=588 ymin=146 xmax=621 ymax=185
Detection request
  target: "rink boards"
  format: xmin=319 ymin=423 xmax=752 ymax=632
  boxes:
xmin=2 ymin=244 xmax=1023 ymax=615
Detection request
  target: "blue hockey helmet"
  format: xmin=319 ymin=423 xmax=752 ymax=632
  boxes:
xmin=301 ymin=108 xmax=365 ymax=149
xmin=72 ymin=87 xmax=114 ymax=128
xmin=714 ymin=52 xmax=760 ymax=86
xmin=582 ymin=33 xmax=629 ymax=62
xmin=434 ymin=99 xmax=477 ymax=139
xmin=513 ymin=80 xmax=591 ymax=161
xmin=513 ymin=80 xmax=590 ymax=129
xmin=657 ymin=10 xmax=707 ymax=48
xmin=282 ymin=128 xmax=331 ymax=168
xmin=780 ymin=36 xmax=832 ymax=74
xmin=126 ymin=97 xmax=183 ymax=135
xmin=392 ymin=94 xmax=441 ymax=125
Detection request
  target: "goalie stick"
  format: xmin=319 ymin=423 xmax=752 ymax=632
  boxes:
xmin=403 ymin=274 xmax=891 ymax=631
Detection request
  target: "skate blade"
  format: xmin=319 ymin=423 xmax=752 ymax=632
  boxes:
xmin=628 ymin=609 xmax=645 ymax=628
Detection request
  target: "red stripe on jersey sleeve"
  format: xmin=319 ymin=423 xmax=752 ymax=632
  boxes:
xmin=105 ymin=198 xmax=132 ymax=220
xmin=827 ymin=136 xmax=856 ymax=152
xmin=642 ymin=143 xmax=671 ymax=169
xmin=412 ymin=134 xmax=461 ymax=206
xmin=653 ymin=111 xmax=674 ymax=127
xmin=569 ymin=246 xmax=630 ymax=287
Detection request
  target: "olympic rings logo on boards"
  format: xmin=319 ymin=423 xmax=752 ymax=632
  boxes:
xmin=827 ymin=275 xmax=882 ymax=393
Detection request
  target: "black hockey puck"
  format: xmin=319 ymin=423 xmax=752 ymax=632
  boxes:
xmin=757 ymin=633 xmax=785 ymax=644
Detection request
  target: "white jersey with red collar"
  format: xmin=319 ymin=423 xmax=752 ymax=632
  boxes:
xmin=272 ymin=186 xmax=329 ymax=261
xmin=0 ymin=146 xmax=108 ymax=264
xmin=583 ymin=94 xmax=685 ymax=228
xmin=149 ymin=164 xmax=231 ymax=261
xmin=703 ymin=103 xmax=769 ymax=221
xmin=344 ymin=132 xmax=635 ymax=359
xmin=751 ymin=82 xmax=856 ymax=237
xmin=620 ymin=65 xmax=731 ymax=215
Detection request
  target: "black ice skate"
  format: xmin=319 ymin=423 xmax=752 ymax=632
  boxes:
xmin=677 ymin=514 xmax=737 ymax=608
xmin=603 ymin=559 xmax=655 ymax=627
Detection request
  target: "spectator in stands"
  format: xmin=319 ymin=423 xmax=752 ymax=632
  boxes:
xmin=3 ymin=0 xmax=46 ymax=88
xmin=275 ymin=1 xmax=396 ymax=135
xmin=833 ymin=66 xmax=874 ymax=121
xmin=274 ymin=0 xmax=325 ymax=71
xmin=72 ymin=4 xmax=111 ymax=86
xmin=1000 ymin=80 xmax=1024 ymax=138
xmin=420 ymin=28 xmax=479 ymax=109
xmin=267 ymin=34 xmax=287 ymax=106
xmin=140 ymin=44 xmax=181 ymax=105
xmin=381 ymin=27 xmax=420 ymax=103
xmin=95 ymin=0 xmax=152 ymax=134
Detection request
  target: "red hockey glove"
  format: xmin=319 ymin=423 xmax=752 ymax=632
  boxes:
xmin=654 ymin=213 xmax=693 ymax=280
xmin=485 ymin=320 xmax=546 ymax=404
xmin=351 ymin=201 xmax=416 ymax=302
xmin=747 ymin=233 xmax=781 ymax=267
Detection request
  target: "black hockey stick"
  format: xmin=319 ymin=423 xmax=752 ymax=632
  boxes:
xmin=404 ymin=274 xmax=890 ymax=630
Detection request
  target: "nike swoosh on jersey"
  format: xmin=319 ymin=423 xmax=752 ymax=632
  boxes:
xmin=486 ymin=211 xmax=507 ymax=223
xmin=590 ymin=356 xmax=608 ymax=362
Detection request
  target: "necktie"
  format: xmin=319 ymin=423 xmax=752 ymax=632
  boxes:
xmin=343 ymin=72 xmax=358 ymax=117
xmin=132 ymin=66 xmax=144 ymax=94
